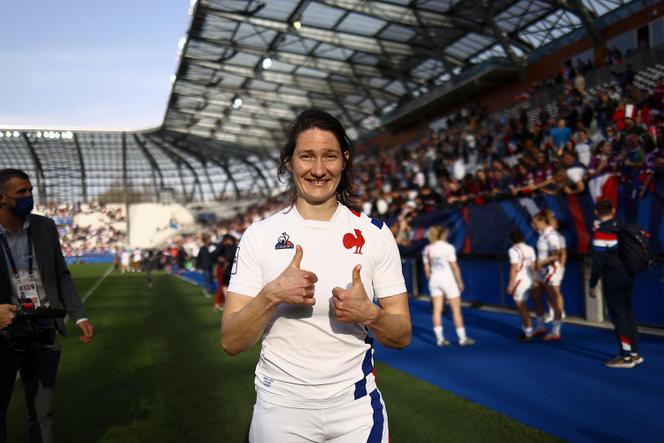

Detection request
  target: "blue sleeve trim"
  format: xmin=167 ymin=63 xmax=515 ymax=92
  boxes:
xmin=370 ymin=217 xmax=384 ymax=229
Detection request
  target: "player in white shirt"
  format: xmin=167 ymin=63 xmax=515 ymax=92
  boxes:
xmin=120 ymin=248 xmax=131 ymax=274
xmin=132 ymin=248 xmax=142 ymax=272
xmin=422 ymin=226 xmax=474 ymax=346
xmin=531 ymin=213 xmax=565 ymax=340
xmin=221 ymin=110 xmax=411 ymax=443
xmin=507 ymin=230 xmax=537 ymax=341
xmin=543 ymin=209 xmax=567 ymax=323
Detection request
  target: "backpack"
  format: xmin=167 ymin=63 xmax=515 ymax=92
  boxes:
xmin=618 ymin=223 xmax=651 ymax=275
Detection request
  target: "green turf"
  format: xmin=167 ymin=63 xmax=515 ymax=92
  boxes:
xmin=6 ymin=265 xmax=557 ymax=442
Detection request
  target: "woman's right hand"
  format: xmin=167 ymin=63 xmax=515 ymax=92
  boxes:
xmin=263 ymin=245 xmax=318 ymax=306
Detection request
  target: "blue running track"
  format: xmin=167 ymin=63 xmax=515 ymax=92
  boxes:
xmin=375 ymin=300 xmax=664 ymax=442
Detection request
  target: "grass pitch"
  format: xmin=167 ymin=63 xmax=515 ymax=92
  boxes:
xmin=6 ymin=265 xmax=556 ymax=442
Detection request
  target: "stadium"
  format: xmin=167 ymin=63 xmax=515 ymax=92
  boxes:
xmin=2 ymin=0 xmax=664 ymax=441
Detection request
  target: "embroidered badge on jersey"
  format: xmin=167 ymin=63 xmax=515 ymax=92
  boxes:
xmin=275 ymin=232 xmax=294 ymax=250
xmin=343 ymin=229 xmax=365 ymax=254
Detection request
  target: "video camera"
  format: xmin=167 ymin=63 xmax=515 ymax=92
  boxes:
xmin=0 ymin=299 xmax=66 ymax=349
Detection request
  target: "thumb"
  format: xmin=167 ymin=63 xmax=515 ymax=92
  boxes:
xmin=290 ymin=245 xmax=303 ymax=268
xmin=352 ymin=264 xmax=362 ymax=287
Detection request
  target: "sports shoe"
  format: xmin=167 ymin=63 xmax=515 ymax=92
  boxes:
xmin=459 ymin=338 xmax=476 ymax=346
xmin=631 ymin=354 xmax=644 ymax=365
xmin=605 ymin=356 xmax=635 ymax=368
xmin=518 ymin=333 xmax=534 ymax=342
xmin=542 ymin=332 xmax=561 ymax=341
xmin=436 ymin=338 xmax=451 ymax=347
xmin=531 ymin=328 xmax=547 ymax=338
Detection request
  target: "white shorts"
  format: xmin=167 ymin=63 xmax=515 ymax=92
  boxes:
xmin=249 ymin=388 xmax=389 ymax=443
xmin=535 ymin=264 xmax=564 ymax=287
xmin=428 ymin=275 xmax=460 ymax=299
xmin=511 ymin=278 xmax=533 ymax=303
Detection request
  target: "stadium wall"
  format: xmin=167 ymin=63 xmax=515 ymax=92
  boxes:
xmin=399 ymin=185 xmax=664 ymax=328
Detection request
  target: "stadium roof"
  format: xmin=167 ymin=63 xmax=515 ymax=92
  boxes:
xmin=0 ymin=0 xmax=635 ymax=203
xmin=164 ymin=0 xmax=631 ymax=148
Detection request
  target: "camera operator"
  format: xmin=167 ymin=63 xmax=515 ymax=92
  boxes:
xmin=0 ymin=169 xmax=94 ymax=443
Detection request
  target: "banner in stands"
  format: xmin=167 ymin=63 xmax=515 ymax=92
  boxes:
xmin=53 ymin=216 xmax=73 ymax=226
xmin=404 ymin=181 xmax=664 ymax=256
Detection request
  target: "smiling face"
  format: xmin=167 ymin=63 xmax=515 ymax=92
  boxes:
xmin=288 ymin=128 xmax=348 ymax=208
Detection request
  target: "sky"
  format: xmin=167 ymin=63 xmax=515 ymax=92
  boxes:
xmin=0 ymin=0 xmax=192 ymax=130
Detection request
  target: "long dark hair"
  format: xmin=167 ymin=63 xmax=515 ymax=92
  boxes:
xmin=278 ymin=109 xmax=357 ymax=208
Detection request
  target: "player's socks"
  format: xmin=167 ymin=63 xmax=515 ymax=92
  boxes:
xmin=552 ymin=320 xmax=562 ymax=336
xmin=456 ymin=327 xmax=467 ymax=342
xmin=434 ymin=326 xmax=443 ymax=341
xmin=522 ymin=326 xmax=533 ymax=338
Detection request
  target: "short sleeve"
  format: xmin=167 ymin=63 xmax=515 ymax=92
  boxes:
xmin=508 ymin=247 xmax=520 ymax=264
xmin=446 ymin=244 xmax=457 ymax=263
xmin=559 ymin=234 xmax=567 ymax=249
xmin=372 ymin=224 xmax=407 ymax=299
xmin=529 ymin=247 xmax=537 ymax=263
xmin=566 ymin=167 xmax=585 ymax=183
xmin=546 ymin=233 xmax=562 ymax=251
xmin=227 ymin=224 xmax=263 ymax=297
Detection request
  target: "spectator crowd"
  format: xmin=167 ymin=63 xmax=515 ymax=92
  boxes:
xmin=35 ymin=58 xmax=664 ymax=261
xmin=35 ymin=202 xmax=126 ymax=257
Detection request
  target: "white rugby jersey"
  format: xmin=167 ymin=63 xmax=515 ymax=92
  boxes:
xmin=508 ymin=242 xmax=536 ymax=281
xmin=228 ymin=203 xmax=406 ymax=408
xmin=422 ymin=240 xmax=456 ymax=280
xmin=536 ymin=226 xmax=563 ymax=268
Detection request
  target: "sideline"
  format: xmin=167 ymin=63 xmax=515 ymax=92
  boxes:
xmin=414 ymin=295 xmax=664 ymax=337
xmin=172 ymin=272 xmax=213 ymax=299
xmin=82 ymin=265 xmax=114 ymax=303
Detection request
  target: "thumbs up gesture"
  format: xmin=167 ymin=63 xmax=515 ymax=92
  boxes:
xmin=264 ymin=245 xmax=318 ymax=306
xmin=332 ymin=265 xmax=381 ymax=325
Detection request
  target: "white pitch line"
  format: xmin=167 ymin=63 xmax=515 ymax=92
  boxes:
xmin=172 ymin=272 xmax=213 ymax=299
xmin=82 ymin=265 xmax=114 ymax=302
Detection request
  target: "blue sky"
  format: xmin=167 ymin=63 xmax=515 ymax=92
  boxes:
xmin=0 ymin=0 xmax=191 ymax=130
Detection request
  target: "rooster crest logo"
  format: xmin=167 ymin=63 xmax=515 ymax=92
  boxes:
xmin=343 ymin=229 xmax=365 ymax=254
xmin=275 ymin=232 xmax=294 ymax=250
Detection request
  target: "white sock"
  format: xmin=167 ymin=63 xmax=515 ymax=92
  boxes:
xmin=434 ymin=326 xmax=443 ymax=340
xmin=456 ymin=327 xmax=467 ymax=342
xmin=523 ymin=326 xmax=533 ymax=337
xmin=548 ymin=307 xmax=555 ymax=317
xmin=536 ymin=316 xmax=545 ymax=329
xmin=552 ymin=320 xmax=562 ymax=335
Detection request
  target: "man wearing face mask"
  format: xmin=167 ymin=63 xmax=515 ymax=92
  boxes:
xmin=0 ymin=169 xmax=93 ymax=443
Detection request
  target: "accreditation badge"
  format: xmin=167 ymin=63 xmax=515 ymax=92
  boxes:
xmin=17 ymin=272 xmax=41 ymax=308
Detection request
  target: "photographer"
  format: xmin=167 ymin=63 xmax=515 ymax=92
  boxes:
xmin=0 ymin=169 xmax=94 ymax=443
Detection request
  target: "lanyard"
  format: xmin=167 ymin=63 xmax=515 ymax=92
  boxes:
xmin=0 ymin=227 xmax=33 ymax=278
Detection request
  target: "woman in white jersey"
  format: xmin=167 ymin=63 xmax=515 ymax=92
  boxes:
xmin=422 ymin=226 xmax=474 ymax=346
xmin=507 ymin=230 xmax=537 ymax=341
xmin=543 ymin=209 xmax=567 ymax=323
xmin=531 ymin=212 xmax=564 ymax=340
xmin=221 ymin=110 xmax=411 ymax=443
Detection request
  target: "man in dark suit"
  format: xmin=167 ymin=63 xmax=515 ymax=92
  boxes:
xmin=0 ymin=169 xmax=94 ymax=443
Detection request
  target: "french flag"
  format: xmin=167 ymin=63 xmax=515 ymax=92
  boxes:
xmin=589 ymin=174 xmax=618 ymax=208
xmin=592 ymin=231 xmax=618 ymax=251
